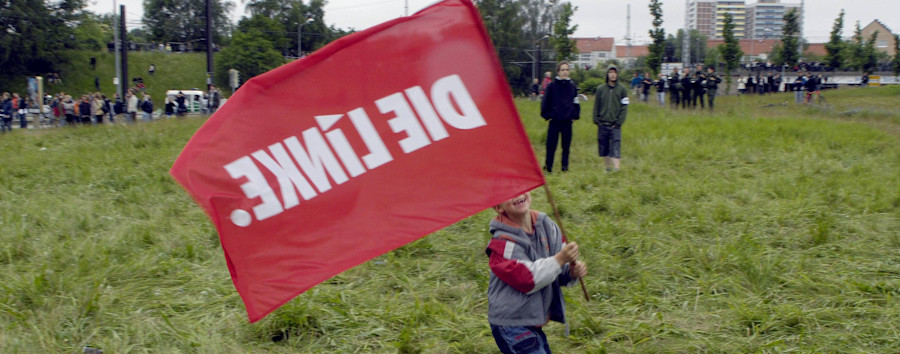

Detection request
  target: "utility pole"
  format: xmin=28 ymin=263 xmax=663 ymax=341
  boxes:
xmin=206 ymin=0 xmax=214 ymax=89
xmin=298 ymin=18 xmax=313 ymax=58
xmin=626 ymin=4 xmax=631 ymax=60
xmin=798 ymin=0 xmax=805 ymax=60
xmin=120 ymin=5 xmax=128 ymax=98
xmin=683 ymin=0 xmax=691 ymax=67
xmin=114 ymin=0 xmax=121 ymax=98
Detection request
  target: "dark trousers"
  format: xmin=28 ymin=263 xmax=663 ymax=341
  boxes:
xmin=681 ymin=89 xmax=691 ymax=108
xmin=707 ymin=89 xmax=717 ymax=110
xmin=694 ymin=89 xmax=704 ymax=108
xmin=545 ymin=119 xmax=573 ymax=172
xmin=671 ymin=89 xmax=681 ymax=108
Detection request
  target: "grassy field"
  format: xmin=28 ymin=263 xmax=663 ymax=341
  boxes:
xmin=0 ymin=86 xmax=898 ymax=353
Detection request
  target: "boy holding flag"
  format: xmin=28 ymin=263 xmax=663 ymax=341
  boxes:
xmin=486 ymin=191 xmax=588 ymax=352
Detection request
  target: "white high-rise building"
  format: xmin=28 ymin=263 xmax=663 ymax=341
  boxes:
xmin=746 ymin=0 xmax=802 ymax=39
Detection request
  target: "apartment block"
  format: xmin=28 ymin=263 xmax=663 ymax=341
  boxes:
xmin=687 ymin=0 xmax=717 ymax=38
xmin=745 ymin=0 xmax=802 ymax=40
xmin=688 ymin=0 xmax=748 ymax=39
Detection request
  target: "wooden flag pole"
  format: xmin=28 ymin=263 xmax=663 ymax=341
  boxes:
xmin=543 ymin=184 xmax=590 ymax=302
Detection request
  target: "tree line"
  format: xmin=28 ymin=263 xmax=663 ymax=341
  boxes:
xmin=6 ymin=1 xmax=898 ymax=96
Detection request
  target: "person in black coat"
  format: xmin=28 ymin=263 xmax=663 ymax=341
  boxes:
xmin=540 ymin=61 xmax=580 ymax=173
xmin=176 ymin=91 xmax=187 ymax=116
xmin=79 ymin=95 xmax=92 ymax=125
xmin=681 ymin=70 xmax=693 ymax=109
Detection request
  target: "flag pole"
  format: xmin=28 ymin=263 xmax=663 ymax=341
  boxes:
xmin=542 ymin=184 xmax=590 ymax=301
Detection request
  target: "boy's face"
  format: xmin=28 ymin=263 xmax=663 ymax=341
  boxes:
xmin=494 ymin=192 xmax=531 ymax=217
xmin=557 ymin=64 xmax=570 ymax=79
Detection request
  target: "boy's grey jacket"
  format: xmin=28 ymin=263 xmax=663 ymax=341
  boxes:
xmin=485 ymin=211 xmax=576 ymax=327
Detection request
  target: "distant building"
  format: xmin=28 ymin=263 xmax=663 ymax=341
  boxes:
xmin=687 ymin=0 xmax=718 ymax=38
xmin=804 ymin=43 xmax=827 ymax=58
xmin=861 ymin=20 xmax=897 ymax=56
xmin=715 ymin=1 xmax=747 ymax=39
xmin=574 ymin=37 xmax=615 ymax=70
xmin=745 ymin=0 xmax=801 ymax=40
xmin=615 ymin=45 xmax=648 ymax=66
xmin=688 ymin=0 xmax=747 ymax=39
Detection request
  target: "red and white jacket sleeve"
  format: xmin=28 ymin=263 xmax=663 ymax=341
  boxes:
xmin=487 ymin=238 xmax=562 ymax=295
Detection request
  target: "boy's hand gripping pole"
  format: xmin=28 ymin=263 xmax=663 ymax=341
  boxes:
xmin=543 ymin=184 xmax=590 ymax=302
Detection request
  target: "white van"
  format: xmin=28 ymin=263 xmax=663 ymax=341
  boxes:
xmin=165 ymin=90 xmax=206 ymax=114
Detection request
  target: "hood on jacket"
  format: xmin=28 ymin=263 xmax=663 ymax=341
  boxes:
xmin=488 ymin=210 xmax=541 ymax=246
xmin=606 ymin=65 xmax=619 ymax=85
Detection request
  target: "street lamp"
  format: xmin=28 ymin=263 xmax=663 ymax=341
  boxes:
xmin=298 ymin=17 xmax=314 ymax=58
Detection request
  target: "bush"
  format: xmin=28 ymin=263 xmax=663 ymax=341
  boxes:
xmin=578 ymin=77 xmax=605 ymax=94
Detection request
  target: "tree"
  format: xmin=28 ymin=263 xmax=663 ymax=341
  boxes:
xmin=242 ymin=0 xmax=344 ymax=56
xmin=824 ymin=10 xmax=845 ymax=70
xmin=0 ymin=0 xmax=85 ymax=76
xmin=893 ymin=34 xmax=900 ymax=76
xmin=704 ymin=47 xmax=720 ymax=68
xmin=143 ymin=0 xmax=233 ymax=50
xmin=477 ymin=0 xmax=527 ymax=90
xmin=645 ymin=0 xmax=665 ymax=75
xmin=718 ymin=12 xmax=742 ymax=92
xmin=237 ymin=15 xmax=290 ymax=55
xmin=779 ymin=8 xmax=800 ymax=67
xmin=846 ymin=21 xmax=865 ymax=70
xmin=550 ymin=2 xmax=577 ymax=62
xmin=664 ymin=34 xmax=678 ymax=63
xmin=861 ymin=31 xmax=879 ymax=73
xmin=215 ymin=29 xmax=285 ymax=90
xmin=683 ymin=29 xmax=707 ymax=65
xmin=73 ymin=13 xmax=114 ymax=51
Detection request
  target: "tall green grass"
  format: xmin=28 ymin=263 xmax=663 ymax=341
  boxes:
xmin=0 ymin=86 xmax=898 ymax=352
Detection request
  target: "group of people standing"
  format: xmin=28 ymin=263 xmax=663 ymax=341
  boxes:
xmin=0 ymin=84 xmax=224 ymax=132
xmin=540 ymin=61 xmax=629 ymax=174
xmin=0 ymin=92 xmax=31 ymax=133
xmin=47 ymin=89 xmax=153 ymax=126
xmin=539 ymin=63 xmax=725 ymax=176
xmin=632 ymin=64 xmax=722 ymax=111
xmin=737 ymin=72 xmax=783 ymax=95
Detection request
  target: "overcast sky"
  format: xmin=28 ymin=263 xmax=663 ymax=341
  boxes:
xmin=92 ymin=0 xmax=899 ymax=44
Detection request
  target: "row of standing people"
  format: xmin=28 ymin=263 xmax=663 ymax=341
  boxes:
xmin=0 ymin=92 xmax=32 ymax=132
xmin=7 ymin=85 xmax=224 ymax=130
xmin=737 ymin=73 xmax=784 ymax=95
xmin=631 ymin=64 xmax=722 ymax=111
xmin=48 ymin=89 xmax=154 ymax=126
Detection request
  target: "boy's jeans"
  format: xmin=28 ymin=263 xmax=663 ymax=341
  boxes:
xmin=490 ymin=325 xmax=551 ymax=354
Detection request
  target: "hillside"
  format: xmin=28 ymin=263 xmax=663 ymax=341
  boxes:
xmin=5 ymin=50 xmax=216 ymax=103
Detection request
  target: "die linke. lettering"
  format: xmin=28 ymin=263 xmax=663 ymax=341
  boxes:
xmin=223 ymin=74 xmax=486 ymax=227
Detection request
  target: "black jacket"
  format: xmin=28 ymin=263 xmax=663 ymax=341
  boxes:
xmin=706 ymin=73 xmax=721 ymax=90
xmin=141 ymin=99 xmax=153 ymax=113
xmin=540 ymin=78 xmax=579 ymax=121
xmin=79 ymin=101 xmax=91 ymax=117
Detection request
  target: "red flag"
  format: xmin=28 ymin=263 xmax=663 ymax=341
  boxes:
xmin=170 ymin=0 xmax=544 ymax=322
